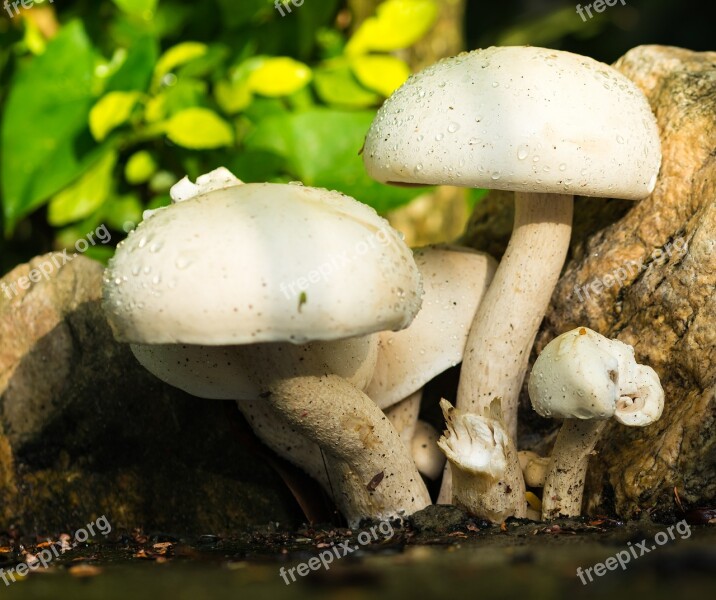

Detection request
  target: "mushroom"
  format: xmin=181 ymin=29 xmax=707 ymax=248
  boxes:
xmin=362 ymin=45 xmax=662 ymax=507
xmin=367 ymin=245 xmax=496 ymax=409
xmin=518 ymin=450 xmax=550 ymax=488
xmin=411 ymin=420 xmax=445 ymax=481
xmin=528 ymin=327 xmax=665 ymax=519
xmin=102 ymin=170 xmax=431 ymax=525
xmin=368 ymin=244 xmax=496 ymax=481
xmin=437 ymin=398 xmax=526 ymax=522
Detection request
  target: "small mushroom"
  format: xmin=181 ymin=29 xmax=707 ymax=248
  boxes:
xmin=412 ymin=419 xmax=447 ymax=481
xmin=103 ymin=170 xmax=431 ymax=525
xmin=363 ymin=46 xmax=662 ymax=508
xmin=528 ymin=327 xmax=665 ymax=519
xmin=518 ymin=451 xmax=550 ymax=488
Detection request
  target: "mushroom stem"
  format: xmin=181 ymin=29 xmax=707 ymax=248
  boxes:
xmin=264 ymin=374 xmax=431 ymax=525
xmin=384 ymin=391 xmax=421 ymax=444
xmin=237 ymin=399 xmax=330 ymax=492
xmin=458 ymin=192 xmax=574 ymax=435
xmin=439 ymin=192 xmax=573 ymax=506
xmin=438 ymin=400 xmax=526 ymax=522
xmin=542 ymin=419 xmax=607 ymax=520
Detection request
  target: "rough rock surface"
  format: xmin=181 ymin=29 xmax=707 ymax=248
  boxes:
xmin=464 ymin=45 xmax=716 ymax=517
xmin=0 ymin=254 xmax=297 ymax=534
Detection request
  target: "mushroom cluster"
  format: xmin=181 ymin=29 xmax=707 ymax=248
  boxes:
xmin=103 ymin=170 xmax=431 ymax=525
xmin=102 ymin=45 xmax=668 ymax=527
xmin=362 ymin=45 xmax=663 ymax=517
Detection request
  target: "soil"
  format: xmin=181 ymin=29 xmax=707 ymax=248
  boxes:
xmin=1 ymin=507 xmax=714 ymax=599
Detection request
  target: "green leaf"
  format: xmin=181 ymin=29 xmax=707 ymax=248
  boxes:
xmin=153 ymin=42 xmax=208 ymax=88
xmin=247 ymin=57 xmax=312 ymax=97
xmin=103 ymin=194 xmax=144 ymax=232
xmin=313 ymin=62 xmax=380 ymax=108
xmin=89 ymin=91 xmax=141 ymax=141
xmin=244 ymin=109 xmax=424 ymax=212
xmin=125 ymin=150 xmax=158 ymax=184
xmin=228 ymin=149 xmax=286 ymax=183
xmin=165 ymin=108 xmax=234 ymax=149
xmin=346 ymin=0 xmax=438 ymax=55
xmin=215 ymin=0 xmax=276 ymax=28
xmin=112 ymin=0 xmax=158 ymax=17
xmin=1 ymin=21 xmax=99 ymax=232
xmin=48 ymin=150 xmax=117 ymax=227
xmin=106 ymin=35 xmax=159 ymax=92
xmin=350 ymin=55 xmax=411 ymax=97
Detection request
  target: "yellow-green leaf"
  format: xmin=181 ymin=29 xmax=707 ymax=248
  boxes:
xmin=346 ymin=0 xmax=438 ymax=55
xmin=247 ymin=57 xmax=312 ymax=97
xmin=48 ymin=151 xmax=117 ymax=226
xmin=165 ymin=108 xmax=234 ymax=149
xmin=215 ymin=79 xmax=253 ymax=114
xmin=313 ymin=62 xmax=380 ymax=108
xmin=350 ymin=55 xmax=411 ymax=97
xmin=112 ymin=0 xmax=158 ymax=17
xmin=125 ymin=150 xmax=158 ymax=184
xmin=153 ymin=42 xmax=208 ymax=87
xmin=89 ymin=91 xmax=141 ymax=141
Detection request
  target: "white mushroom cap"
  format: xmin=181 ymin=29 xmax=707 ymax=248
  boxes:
xmin=364 ymin=46 xmax=661 ymax=200
xmin=366 ymin=245 xmax=496 ymax=409
xmin=130 ymin=335 xmax=379 ymax=401
xmin=103 ymin=181 xmax=422 ymax=345
xmin=528 ymin=327 xmax=664 ymax=425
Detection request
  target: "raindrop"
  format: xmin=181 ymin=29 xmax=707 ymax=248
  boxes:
xmin=414 ymin=164 xmax=424 ymax=175
xmin=435 ymin=133 xmax=444 ymax=141
xmin=150 ymin=242 xmax=163 ymax=253
xmin=491 ymin=172 xmax=501 ymax=180
xmin=559 ymin=163 xmax=567 ymax=171
xmin=616 ymin=135 xmax=625 ymax=144
xmin=176 ymin=257 xmax=191 ymax=270
xmin=138 ymin=237 xmax=148 ymax=249
xmin=447 ymin=122 xmax=460 ymax=133
xmin=517 ymin=145 xmax=529 ymax=160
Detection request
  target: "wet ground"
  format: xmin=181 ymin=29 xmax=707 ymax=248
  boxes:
xmin=1 ymin=507 xmax=714 ymax=599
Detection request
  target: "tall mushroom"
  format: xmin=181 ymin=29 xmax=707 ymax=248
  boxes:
xmin=528 ymin=327 xmax=664 ymax=519
xmin=363 ymin=46 xmax=662 ymax=508
xmin=102 ymin=171 xmax=431 ymax=525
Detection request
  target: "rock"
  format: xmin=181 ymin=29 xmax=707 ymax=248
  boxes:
xmin=464 ymin=46 xmax=716 ymax=517
xmin=409 ymin=504 xmax=469 ymax=534
xmin=0 ymin=254 xmax=298 ymax=534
